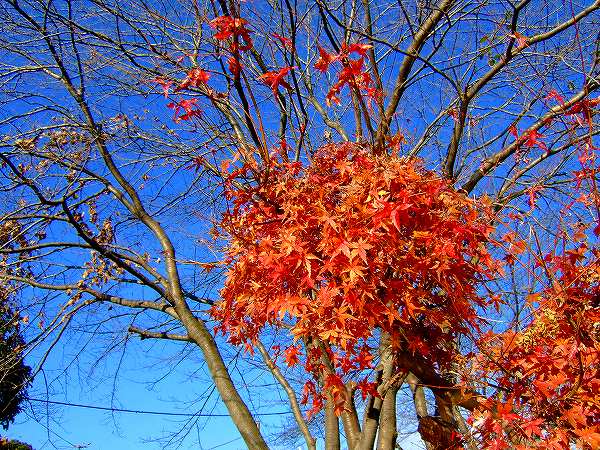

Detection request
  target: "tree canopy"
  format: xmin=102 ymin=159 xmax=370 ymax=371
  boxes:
xmin=0 ymin=294 xmax=31 ymax=431
xmin=0 ymin=0 xmax=598 ymax=448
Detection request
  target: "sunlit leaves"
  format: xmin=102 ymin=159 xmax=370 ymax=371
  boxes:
xmin=210 ymin=15 xmax=253 ymax=76
xmin=212 ymin=143 xmax=498 ymax=413
xmin=210 ymin=16 xmax=253 ymax=51
xmin=470 ymin=242 xmax=599 ymax=449
xmin=167 ymin=98 xmax=201 ymax=122
xmin=177 ymin=68 xmax=210 ymax=91
xmin=314 ymin=46 xmax=336 ymax=72
xmin=258 ymin=67 xmax=294 ymax=95
xmin=314 ymin=42 xmax=380 ymax=106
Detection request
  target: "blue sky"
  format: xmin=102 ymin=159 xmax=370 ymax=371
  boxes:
xmin=7 ymin=347 xmax=426 ymax=449
xmin=5 ymin=326 xmax=428 ymax=449
xmin=8 ymin=339 xmax=272 ymax=450
xmin=1 ymin=0 xmax=598 ymax=448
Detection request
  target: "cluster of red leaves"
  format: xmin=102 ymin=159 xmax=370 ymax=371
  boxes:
xmin=150 ymin=58 xmax=211 ymax=123
xmin=258 ymin=66 xmax=294 ymax=95
xmin=167 ymin=98 xmax=201 ymax=123
xmin=177 ymin=67 xmax=210 ymax=91
xmin=315 ymin=43 xmax=381 ymax=106
xmin=151 ymin=14 xmax=255 ymax=123
xmin=153 ymin=67 xmax=211 ymax=98
xmin=510 ymin=92 xmax=600 ymax=163
xmin=210 ymin=15 xmax=253 ymax=76
xmin=152 ymin=77 xmax=174 ymax=97
xmin=469 ymin=242 xmax=599 ymax=449
xmin=212 ymin=143 xmax=498 ymax=414
xmin=545 ymin=90 xmax=600 ymax=128
xmin=566 ymin=97 xmax=600 ymax=127
xmin=270 ymin=33 xmax=293 ymax=51
xmin=210 ymin=15 xmax=253 ymax=51
xmin=509 ymin=125 xmax=547 ymax=153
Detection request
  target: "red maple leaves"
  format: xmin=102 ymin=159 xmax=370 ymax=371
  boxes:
xmin=210 ymin=15 xmax=254 ymax=77
xmin=315 ymin=42 xmax=381 ymax=106
xmin=469 ymin=240 xmax=599 ymax=449
xmin=509 ymin=124 xmax=548 ymax=153
xmin=210 ymin=15 xmax=253 ymax=51
xmin=284 ymin=345 xmax=302 ymax=367
xmin=270 ymin=33 xmax=293 ymax=51
xmin=167 ymin=98 xmax=201 ymax=122
xmin=212 ymin=143 xmax=499 ymax=416
xmin=315 ymin=46 xmax=337 ymax=72
xmin=177 ymin=68 xmax=210 ymax=91
xmin=566 ymin=97 xmax=600 ymax=126
xmin=152 ymin=77 xmax=174 ymax=97
xmin=258 ymin=66 xmax=294 ymax=95
xmin=326 ymin=58 xmax=374 ymax=106
xmin=509 ymin=90 xmax=600 ymax=161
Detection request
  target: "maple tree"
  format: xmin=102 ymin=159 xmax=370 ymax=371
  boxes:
xmin=0 ymin=0 xmax=599 ymax=449
xmin=215 ymin=144 xmax=498 ymax=413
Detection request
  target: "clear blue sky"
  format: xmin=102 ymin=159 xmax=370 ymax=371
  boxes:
xmin=6 ymin=332 xmax=427 ymax=449
xmin=7 ymin=339 xmax=278 ymax=450
xmin=3 ymin=1 xmax=593 ymax=448
xmin=7 ymin=350 xmax=426 ymax=449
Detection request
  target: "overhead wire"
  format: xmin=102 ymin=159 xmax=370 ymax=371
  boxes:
xmin=25 ymin=397 xmax=292 ymax=417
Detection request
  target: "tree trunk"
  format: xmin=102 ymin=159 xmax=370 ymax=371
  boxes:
xmin=376 ymin=384 xmax=398 ymax=450
xmin=325 ymin=392 xmax=341 ymax=450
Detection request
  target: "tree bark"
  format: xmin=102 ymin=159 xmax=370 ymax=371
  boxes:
xmin=342 ymin=386 xmax=361 ymax=449
xmin=407 ymin=373 xmax=434 ymax=450
xmin=376 ymin=384 xmax=398 ymax=450
xmin=358 ymin=333 xmax=393 ymax=450
xmin=325 ymin=392 xmax=341 ymax=450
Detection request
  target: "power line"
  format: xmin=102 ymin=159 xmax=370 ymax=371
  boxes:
xmin=26 ymin=397 xmax=292 ymax=417
xmin=206 ymin=436 xmax=243 ymax=449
